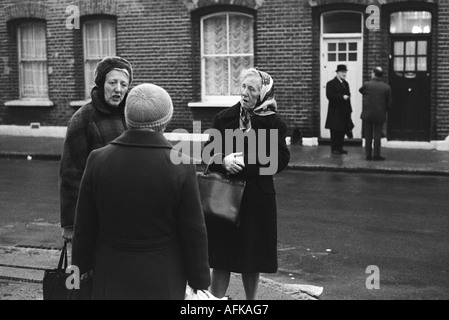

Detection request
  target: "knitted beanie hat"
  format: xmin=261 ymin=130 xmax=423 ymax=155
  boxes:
xmin=94 ymin=56 xmax=133 ymax=89
xmin=125 ymin=84 xmax=174 ymax=132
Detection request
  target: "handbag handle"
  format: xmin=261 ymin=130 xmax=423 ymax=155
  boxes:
xmin=203 ymin=153 xmax=224 ymax=176
xmin=57 ymin=241 xmax=68 ymax=273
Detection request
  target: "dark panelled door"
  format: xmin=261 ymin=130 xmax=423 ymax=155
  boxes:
xmin=388 ymin=38 xmax=431 ymax=141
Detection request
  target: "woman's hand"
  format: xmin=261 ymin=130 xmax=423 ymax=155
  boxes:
xmin=223 ymin=152 xmax=245 ymax=175
xmin=62 ymin=227 xmax=74 ymax=243
xmin=81 ymin=270 xmax=94 ymax=280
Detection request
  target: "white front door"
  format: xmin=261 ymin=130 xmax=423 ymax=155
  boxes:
xmin=320 ymin=38 xmax=363 ymax=139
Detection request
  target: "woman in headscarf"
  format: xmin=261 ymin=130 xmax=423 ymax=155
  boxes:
xmin=204 ymin=68 xmax=290 ymax=300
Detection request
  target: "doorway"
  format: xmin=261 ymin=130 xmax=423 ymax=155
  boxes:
xmin=320 ymin=11 xmax=363 ymax=139
xmin=388 ymin=11 xmax=432 ymax=141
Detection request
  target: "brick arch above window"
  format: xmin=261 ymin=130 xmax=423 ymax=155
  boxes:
xmin=73 ymin=0 xmax=118 ymax=17
xmin=181 ymin=0 xmax=265 ymax=12
xmin=308 ymin=0 xmax=436 ymax=7
xmin=3 ymin=2 xmax=47 ymax=22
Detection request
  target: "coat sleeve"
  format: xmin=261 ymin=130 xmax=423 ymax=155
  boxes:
xmin=326 ymin=81 xmax=345 ymax=103
xmin=71 ymin=151 xmax=99 ymax=275
xmin=59 ymin=111 xmax=91 ymax=228
xmin=359 ymin=83 xmax=367 ymax=95
xmin=177 ymin=165 xmax=211 ymax=290
xmin=243 ymin=116 xmax=290 ymax=178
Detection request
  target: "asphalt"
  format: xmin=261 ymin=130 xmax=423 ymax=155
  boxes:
xmin=0 ymin=135 xmax=448 ymax=176
xmin=1 ymin=134 xmax=448 ymax=300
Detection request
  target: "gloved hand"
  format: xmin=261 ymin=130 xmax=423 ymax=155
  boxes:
xmin=62 ymin=227 xmax=74 ymax=243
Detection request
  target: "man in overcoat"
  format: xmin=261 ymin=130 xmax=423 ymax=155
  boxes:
xmin=325 ymin=64 xmax=354 ymax=155
xmin=359 ymin=67 xmax=393 ymax=161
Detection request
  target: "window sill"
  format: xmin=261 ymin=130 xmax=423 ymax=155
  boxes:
xmin=5 ymin=100 xmax=54 ymax=108
xmin=188 ymin=101 xmax=238 ymax=108
xmin=69 ymin=100 xmax=91 ymax=109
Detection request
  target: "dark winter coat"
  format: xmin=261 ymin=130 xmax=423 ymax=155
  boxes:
xmin=204 ymin=103 xmax=290 ymax=274
xmin=359 ymin=77 xmax=393 ymax=124
xmin=72 ymin=130 xmax=211 ymax=300
xmin=59 ymin=87 xmax=127 ymax=228
xmin=325 ymin=77 xmax=354 ymax=134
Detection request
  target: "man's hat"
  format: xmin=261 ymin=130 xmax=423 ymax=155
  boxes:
xmin=336 ymin=65 xmax=348 ymax=73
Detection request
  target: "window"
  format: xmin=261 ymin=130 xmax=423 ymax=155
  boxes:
xmin=322 ymin=11 xmax=362 ymax=34
xmin=390 ymin=12 xmax=432 ymax=34
xmin=17 ymin=22 xmax=48 ymax=99
xmin=327 ymin=41 xmax=358 ymax=62
xmin=201 ymin=13 xmax=254 ymax=103
xmin=83 ymin=20 xmax=116 ymax=99
xmin=393 ymin=40 xmax=428 ymax=74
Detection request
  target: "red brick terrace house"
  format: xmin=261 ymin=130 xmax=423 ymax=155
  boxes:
xmin=0 ymin=0 xmax=448 ymax=147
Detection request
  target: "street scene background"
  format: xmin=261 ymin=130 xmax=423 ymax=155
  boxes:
xmin=1 ymin=141 xmax=448 ymax=300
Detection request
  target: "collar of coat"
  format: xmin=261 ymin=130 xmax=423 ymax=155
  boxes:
xmin=111 ymin=129 xmax=173 ymax=149
xmin=91 ymin=87 xmax=126 ymax=115
xmin=334 ymin=76 xmax=347 ymax=84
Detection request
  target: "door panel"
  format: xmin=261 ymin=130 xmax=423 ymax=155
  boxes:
xmin=321 ymin=38 xmax=363 ymax=139
xmin=388 ymin=38 xmax=431 ymax=141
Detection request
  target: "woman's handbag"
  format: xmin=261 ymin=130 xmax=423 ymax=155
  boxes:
xmin=42 ymin=241 xmax=71 ymax=300
xmin=43 ymin=241 xmax=93 ymax=300
xmin=196 ymin=154 xmax=246 ymax=226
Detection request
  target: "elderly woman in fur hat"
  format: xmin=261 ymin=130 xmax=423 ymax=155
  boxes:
xmin=204 ymin=68 xmax=290 ymax=300
xmin=60 ymin=56 xmax=133 ymax=242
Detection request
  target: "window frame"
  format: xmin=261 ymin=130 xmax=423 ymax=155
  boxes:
xmin=200 ymin=12 xmax=254 ymax=104
xmin=390 ymin=11 xmax=432 ymax=35
xmin=321 ymin=10 xmax=363 ymax=39
xmin=82 ymin=19 xmax=117 ymax=99
xmin=17 ymin=21 xmax=49 ymax=100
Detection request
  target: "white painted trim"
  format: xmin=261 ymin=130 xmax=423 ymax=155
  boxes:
xmin=362 ymin=138 xmax=449 ymax=151
xmin=5 ymin=100 xmax=54 ymax=107
xmin=0 ymin=125 xmax=66 ymax=137
xmin=0 ymin=125 xmax=210 ymax=142
xmin=302 ymin=137 xmax=319 ymax=147
xmin=69 ymin=100 xmax=91 ymax=108
xmin=188 ymin=100 xmax=237 ymax=108
xmin=164 ymin=132 xmax=209 ymax=142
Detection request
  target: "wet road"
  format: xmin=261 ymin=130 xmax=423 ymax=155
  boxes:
xmin=0 ymin=159 xmax=448 ymax=299
xmin=274 ymin=170 xmax=449 ymax=300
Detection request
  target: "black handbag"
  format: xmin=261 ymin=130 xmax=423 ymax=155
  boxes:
xmin=43 ymin=242 xmax=93 ymax=300
xmin=43 ymin=241 xmax=71 ymax=300
xmin=197 ymin=154 xmax=246 ymax=226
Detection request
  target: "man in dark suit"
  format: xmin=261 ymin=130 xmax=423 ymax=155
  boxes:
xmin=325 ymin=64 xmax=354 ymax=155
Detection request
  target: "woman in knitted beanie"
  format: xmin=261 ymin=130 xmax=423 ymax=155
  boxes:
xmin=72 ymin=84 xmax=211 ymax=300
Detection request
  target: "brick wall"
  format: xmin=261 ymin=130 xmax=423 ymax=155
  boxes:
xmin=0 ymin=0 xmax=448 ymax=140
xmin=257 ymin=0 xmax=315 ymax=137
xmin=436 ymin=0 xmax=449 ymax=140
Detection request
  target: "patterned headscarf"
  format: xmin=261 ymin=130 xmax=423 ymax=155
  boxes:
xmin=240 ymin=69 xmax=277 ymax=132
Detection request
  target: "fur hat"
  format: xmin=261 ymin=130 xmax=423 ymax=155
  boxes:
xmin=125 ymin=84 xmax=173 ymax=132
xmin=95 ymin=56 xmax=133 ymax=89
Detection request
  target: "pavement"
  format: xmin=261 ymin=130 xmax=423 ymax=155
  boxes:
xmin=1 ymin=134 xmax=448 ymax=300
xmin=1 ymin=135 xmax=448 ymax=176
xmin=0 ymin=246 xmax=316 ymax=300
